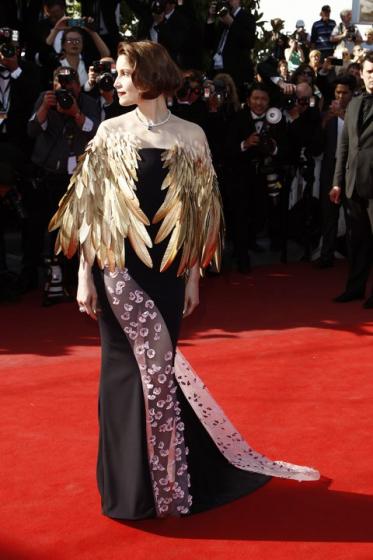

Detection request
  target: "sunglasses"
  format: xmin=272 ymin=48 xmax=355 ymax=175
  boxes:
xmin=65 ymin=38 xmax=82 ymax=45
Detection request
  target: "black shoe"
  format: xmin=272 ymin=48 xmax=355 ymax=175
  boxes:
xmin=333 ymin=291 xmax=365 ymax=303
xmin=363 ymin=296 xmax=373 ymax=309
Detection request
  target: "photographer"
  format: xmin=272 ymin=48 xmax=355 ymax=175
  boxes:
xmin=84 ymin=57 xmax=131 ymax=120
xmin=28 ymin=66 xmax=99 ymax=305
xmin=204 ymin=73 xmax=241 ymax=242
xmin=283 ymin=83 xmax=323 ymax=257
xmin=331 ymin=9 xmax=362 ymax=57
xmin=205 ymin=0 xmax=256 ymax=100
xmin=171 ymin=70 xmax=209 ymax=130
xmin=0 ymin=27 xmax=41 ymax=295
xmin=227 ymin=83 xmax=288 ymax=271
xmin=124 ymin=0 xmax=196 ymax=69
xmin=285 ymin=37 xmax=305 ymax=74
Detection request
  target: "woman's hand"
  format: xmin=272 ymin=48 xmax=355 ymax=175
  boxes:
xmin=77 ymin=261 xmax=99 ymax=320
xmin=183 ymin=265 xmax=200 ymax=318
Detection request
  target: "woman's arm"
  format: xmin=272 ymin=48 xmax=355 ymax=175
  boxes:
xmin=183 ymin=263 xmax=200 ymax=317
xmin=45 ymin=16 xmax=70 ymax=46
xmin=77 ymin=254 xmax=99 ymax=320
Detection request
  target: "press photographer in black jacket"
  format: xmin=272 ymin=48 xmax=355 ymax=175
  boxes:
xmin=28 ymin=66 xmax=99 ymax=305
xmin=205 ymin=0 xmax=256 ymax=99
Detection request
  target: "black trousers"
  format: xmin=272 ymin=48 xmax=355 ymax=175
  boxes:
xmin=344 ymin=193 xmax=373 ymax=295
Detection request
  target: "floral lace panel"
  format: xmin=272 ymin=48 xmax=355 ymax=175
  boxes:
xmin=174 ymin=351 xmax=320 ymax=482
xmin=104 ymin=268 xmax=192 ymax=517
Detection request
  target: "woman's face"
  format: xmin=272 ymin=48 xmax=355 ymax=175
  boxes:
xmin=114 ymin=54 xmax=142 ymax=106
xmin=63 ymin=31 xmax=83 ymax=56
xmin=310 ymin=53 xmax=320 ymax=67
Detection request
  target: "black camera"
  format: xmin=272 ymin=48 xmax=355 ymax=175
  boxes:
xmin=212 ymin=78 xmax=228 ymax=101
xmin=346 ymin=25 xmax=357 ymax=42
xmin=0 ymin=28 xmax=19 ymax=59
xmin=55 ymin=88 xmax=74 ymax=110
xmin=260 ymin=156 xmax=282 ymax=198
xmin=92 ymin=60 xmax=115 ymax=91
xmin=215 ymin=0 xmax=229 ymax=17
xmin=151 ymin=0 xmax=166 ymax=14
xmin=177 ymin=77 xmax=202 ymax=100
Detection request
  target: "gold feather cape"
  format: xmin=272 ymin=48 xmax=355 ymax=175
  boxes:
xmin=48 ymin=128 xmax=223 ymax=276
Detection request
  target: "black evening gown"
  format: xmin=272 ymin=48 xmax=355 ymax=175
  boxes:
xmin=93 ymin=148 xmax=272 ymax=520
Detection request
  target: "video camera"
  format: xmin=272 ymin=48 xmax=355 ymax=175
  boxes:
xmin=92 ymin=60 xmax=116 ymax=91
xmin=257 ymin=108 xmax=283 ymax=198
xmin=0 ymin=28 xmax=19 ymax=59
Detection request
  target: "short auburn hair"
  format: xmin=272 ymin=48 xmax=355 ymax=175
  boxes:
xmin=117 ymin=40 xmax=182 ymax=99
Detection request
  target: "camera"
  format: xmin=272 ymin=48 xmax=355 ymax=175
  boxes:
xmin=55 ymin=88 xmax=74 ymax=110
xmin=151 ymin=0 xmax=166 ymax=14
xmin=92 ymin=60 xmax=115 ymax=91
xmin=68 ymin=18 xmax=85 ymax=28
xmin=212 ymin=78 xmax=228 ymax=102
xmin=177 ymin=77 xmax=202 ymax=100
xmin=215 ymin=0 xmax=229 ymax=17
xmin=260 ymin=157 xmax=282 ymax=198
xmin=346 ymin=25 xmax=357 ymax=42
xmin=0 ymin=28 xmax=19 ymax=59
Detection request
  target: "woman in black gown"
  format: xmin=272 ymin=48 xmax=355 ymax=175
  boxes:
xmin=50 ymin=41 xmax=319 ymax=520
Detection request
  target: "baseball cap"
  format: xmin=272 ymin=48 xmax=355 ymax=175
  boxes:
xmin=296 ymin=19 xmax=305 ymax=28
xmin=321 ymin=5 xmax=331 ymax=12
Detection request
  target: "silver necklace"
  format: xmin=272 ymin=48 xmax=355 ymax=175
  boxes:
xmin=135 ymin=108 xmax=171 ymax=130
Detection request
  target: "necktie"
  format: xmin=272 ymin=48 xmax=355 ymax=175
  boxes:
xmin=362 ymin=94 xmax=373 ymax=124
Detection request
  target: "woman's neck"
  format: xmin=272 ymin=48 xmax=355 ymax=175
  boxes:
xmin=136 ymin=97 xmax=169 ymax=125
xmin=65 ymin=54 xmax=80 ymax=69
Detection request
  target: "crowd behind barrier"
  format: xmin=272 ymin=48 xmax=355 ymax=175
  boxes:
xmin=1 ymin=0 xmax=373 ymax=304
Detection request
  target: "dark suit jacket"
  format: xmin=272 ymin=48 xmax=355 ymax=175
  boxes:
xmin=124 ymin=1 xmax=193 ymax=69
xmin=4 ymin=60 xmax=41 ymax=154
xmin=333 ymin=95 xmax=373 ymax=199
xmin=28 ymin=92 xmax=100 ymax=173
xmin=206 ymin=8 xmax=256 ymax=87
xmin=320 ymin=116 xmax=338 ymax=193
xmin=226 ymin=105 xmax=288 ymax=184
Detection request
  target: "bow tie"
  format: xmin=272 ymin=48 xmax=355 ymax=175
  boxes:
xmin=253 ymin=116 xmax=265 ymax=122
xmin=0 ymin=69 xmax=10 ymax=79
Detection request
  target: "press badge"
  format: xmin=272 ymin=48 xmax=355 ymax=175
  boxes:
xmin=0 ymin=111 xmax=8 ymax=126
xmin=68 ymin=155 xmax=77 ymax=174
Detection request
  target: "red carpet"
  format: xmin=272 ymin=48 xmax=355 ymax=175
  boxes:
xmin=1 ymin=261 xmax=373 ymax=560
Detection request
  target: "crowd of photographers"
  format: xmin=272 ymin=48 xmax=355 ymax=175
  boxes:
xmin=0 ymin=0 xmax=372 ymax=303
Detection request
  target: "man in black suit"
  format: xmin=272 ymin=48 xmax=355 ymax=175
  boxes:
xmin=318 ymin=75 xmax=356 ymax=268
xmin=28 ymin=66 xmax=99 ymax=304
xmin=205 ymin=0 xmax=256 ymax=99
xmin=125 ymin=0 xmax=198 ymax=69
xmin=226 ymin=83 xmax=288 ymax=272
xmin=331 ymin=53 xmax=373 ymax=307
xmin=0 ymin=32 xmax=41 ymax=293
xmin=81 ymin=0 xmax=121 ymax=57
